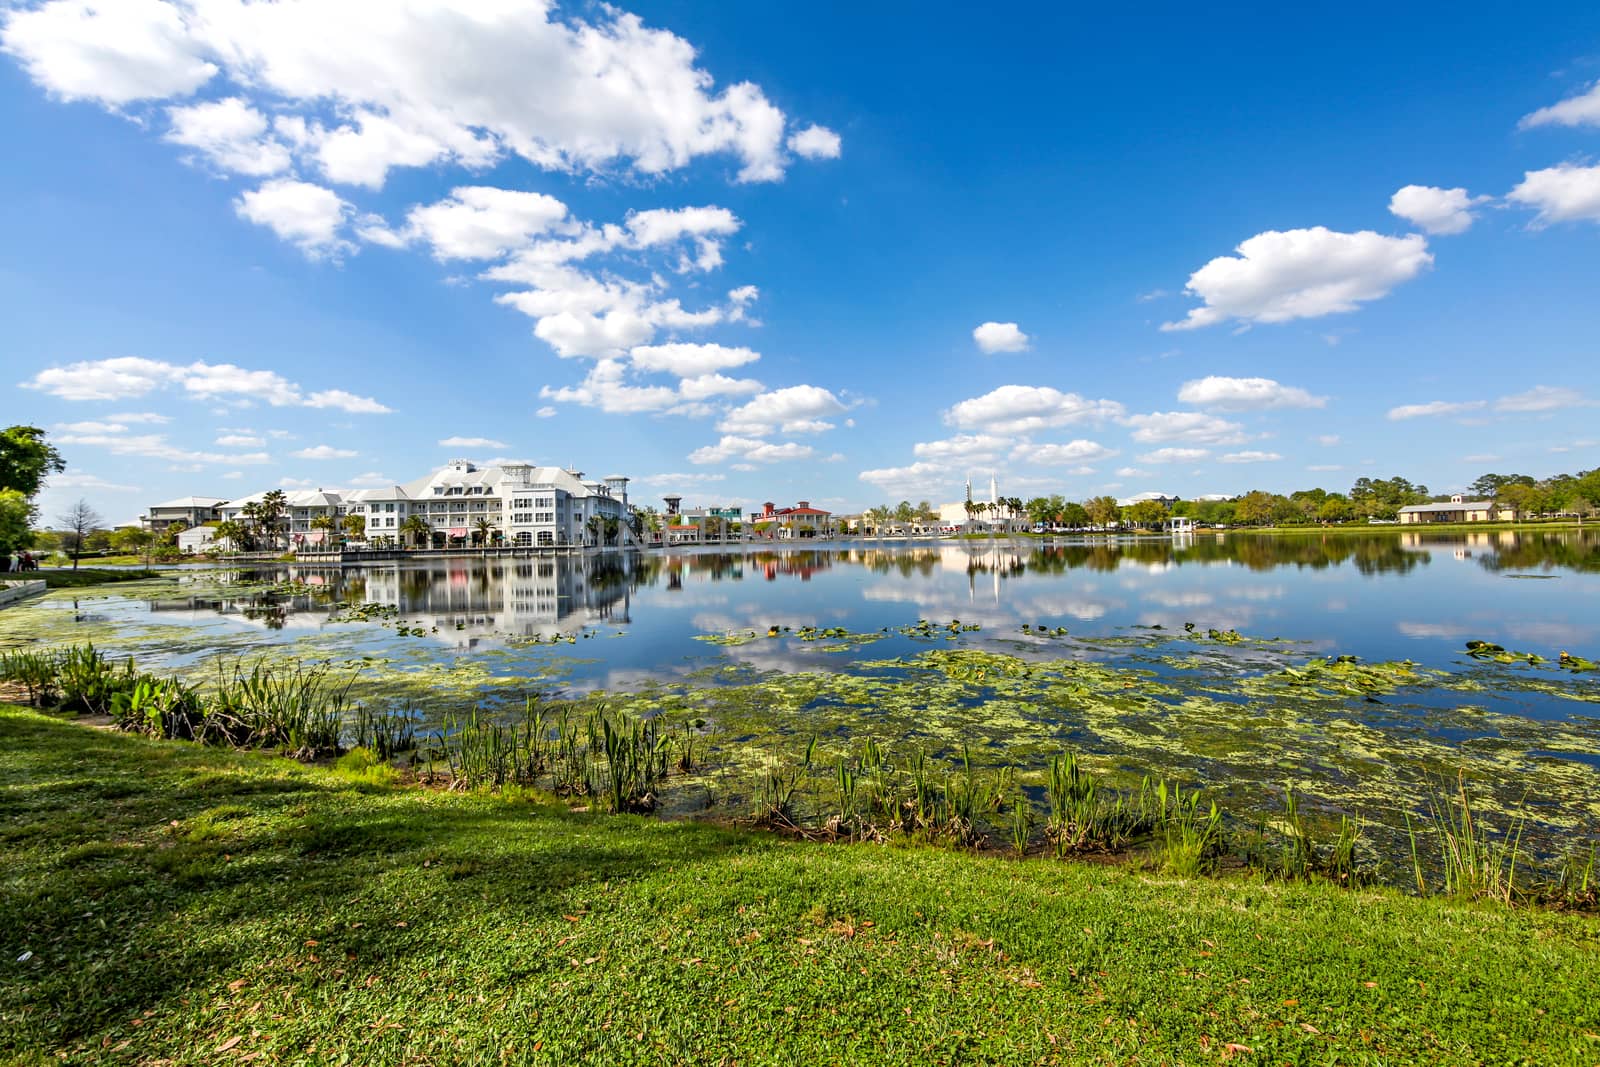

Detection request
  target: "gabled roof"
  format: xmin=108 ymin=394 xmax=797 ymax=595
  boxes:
xmin=1398 ymin=500 xmax=1497 ymax=513
xmin=151 ymin=496 xmax=228 ymax=509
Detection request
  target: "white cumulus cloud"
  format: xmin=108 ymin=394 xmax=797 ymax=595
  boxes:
xmin=438 ymin=436 xmax=508 ymax=450
xmin=718 ymin=385 xmax=847 ymax=436
xmin=629 ymin=343 xmax=760 ymax=378
xmin=397 ymin=186 xmax=570 ymax=260
xmin=972 ymin=321 xmax=1030 ymax=354
xmin=0 ymin=0 xmax=217 ymax=104
xmin=1495 ymin=385 xmax=1588 ymax=413
xmin=1219 ymin=450 xmax=1282 ymax=463
xmin=235 ymin=178 xmax=355 ymax=259
xmin=1138 ymin=447 xmax=1210 ymax=464
xmin=1177 ymin=376 xmax=1326 ymax=411
xmin=1506 ymin=164 xmax=1600 ymax=226
xmin=0 ymin=0 xmax=837 ymax=187
xmin=1388 ymin=185 xmax=1488 ymax=236
xmin=292 ymin=444 xmax=358 ymax=460
xmin=1163 ymin=227 xmax=1433 ymax=330
xmin=787 ymin=124 xmax=841 ymax=160
xmin=911 ymin=434 xmax=1011 ymax=463
xmin=165 ymin=96 xmax=291 ymax=176
xmin=1123 ymin=411 xmax=1247 ymax=445
xmin=1013 ymin=440 xmax=1117 ymax=465
xmin=688 ymin=435 xmax=814 ymax=465
xmin=25 ymin=356 xmax=390 ymax=413
xmin=944 ymin=386 xmax=1123 ymax=435
xmin=1519 ymin=81 xmax=1600 ymax=129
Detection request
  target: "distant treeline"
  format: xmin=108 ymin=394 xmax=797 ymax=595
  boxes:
xmin=866 ymin=468 xmax=1600 ymax=528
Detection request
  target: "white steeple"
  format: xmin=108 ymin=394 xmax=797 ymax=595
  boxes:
xmin=989 ymin=473 xmax=998 ymax=504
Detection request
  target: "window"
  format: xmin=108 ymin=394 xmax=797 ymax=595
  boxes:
xmin=535 ymin=512 xmax=553 ymax=524
xmin=536 ymin=496 xmax=554 ymax=508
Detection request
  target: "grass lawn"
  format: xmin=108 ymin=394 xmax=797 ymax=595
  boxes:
xmin=29 ymin=568 xmax=166 ymax=588
xmin=3 ymin=706 xmax=1598 ymax=1065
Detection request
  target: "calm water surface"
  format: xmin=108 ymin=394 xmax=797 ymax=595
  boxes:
xmin=7 ymin=529 xmax=1598 ymax=858
xmin=41 ymin=529 xmax=1593 ymax=681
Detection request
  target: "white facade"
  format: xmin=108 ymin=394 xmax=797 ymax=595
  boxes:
xmin=219 ymin=489 xmax=345 ymax=548
xmin=343 ymin=460 xmax=631 ymax=548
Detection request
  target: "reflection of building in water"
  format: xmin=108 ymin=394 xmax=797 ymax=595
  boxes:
xmin=353 ymin=557 xmax=635 ymax=640
xmin=658 ymin=550 xmax=836 ymax=584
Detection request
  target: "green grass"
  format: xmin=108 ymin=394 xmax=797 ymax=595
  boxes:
xmin=3 ymin=706 xmax=1599 ymax=1065
xmin=30 ymin=568 xmax=165 ymax=588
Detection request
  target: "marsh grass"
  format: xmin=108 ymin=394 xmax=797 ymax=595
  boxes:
xmin=206 ymin=660 xmax=352 ymax=758
xmin=1152 ymin=780 xmax=1226 ymax=876
xmin=351 ymin=702 xmax=417 ymax=759
xmin=1246 ymin=782 xmax=1372 ymax=886
xmin=1414 ymin=774 xmax=1529 ymax=905
xmin=1045 ymin=751 xmax=1156 ymax=855
xmin=0 ymin=648 xmax=60 ymax=706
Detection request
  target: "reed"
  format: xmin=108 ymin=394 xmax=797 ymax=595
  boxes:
xmin=1045 ymin=752 xmax=1155 ymax=855
xmin=1422 ymin=774 xmax=1527 ymax=905
xmin=1152 ymin=780 xmax=1225 ymax=876
xmin=753 ymin=737 xmax=814 ymax=827
xmin=0 ymin=649 xmax=60 ymax=707
xmin=352 ymin=703 xmax=417 ymax=759
xmin=207 ymin=659 xmax=352 ymax=758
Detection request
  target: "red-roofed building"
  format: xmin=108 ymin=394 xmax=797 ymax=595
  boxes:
xmin=752 ymin=500 xmax=833 ymax=539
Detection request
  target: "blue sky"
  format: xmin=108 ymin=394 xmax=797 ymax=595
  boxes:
xmin=3 ymin=1 xmax=1599 ymax=525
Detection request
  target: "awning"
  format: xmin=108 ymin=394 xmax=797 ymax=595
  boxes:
xmin=447 ymin=527 xmax=468 ymax=537
xmin=304 ymin=531 xmax=325 ymax=544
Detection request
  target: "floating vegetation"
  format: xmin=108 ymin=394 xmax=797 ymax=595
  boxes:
xmin=1466 ymin=640 xmax=1546 ymax=665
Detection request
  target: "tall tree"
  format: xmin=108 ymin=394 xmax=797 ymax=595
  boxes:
xmin=399 ymin=515 xmax=431 ymax=548
xmin=1125 ymin=499 xmax=1167 ymax=529
xmin=110 ymin=525 xmax=155 ymax=565
xmin=0 ymin=426 xmax=66 ymax=500
xmin=0 ymin=490 xmax=34 ymax=559
xmin=58 ymin=499 xmax=103 ymax=570
xmin=1085 ymin=496 xmax=1121 ymax=529
xmin=342 ymin=513 xmax=366 ymax=541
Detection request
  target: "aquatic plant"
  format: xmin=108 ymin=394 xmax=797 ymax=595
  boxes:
xmin=352 ymin=702 xmax=418 ymax=759
xmin=0 ymin=649 xmax=60 ymax=706
xmin=1152 ymin=781 xmax=1225 ymax=876
xmin=109 ymin=675 xmax=205 ymax=741
xmin=1045 ymin=752 xmax=1155 ymax=855
xmin=753 ymin=737 xmax=814 ymax=828
xmin=56 ymin=644 xmax=137 ymax=716
xmin=1255 ymin=782 xmax=1368 ymax=886
xmin=1419 ymin=774 xmax=1528 ymax=906
xmin=207 ymin=659 xmax=352 ymax=758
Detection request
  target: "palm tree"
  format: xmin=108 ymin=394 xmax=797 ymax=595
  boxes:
xmin=474 ymin=517 xmax=496 ymax=547
xmin=213 ymin=519 xmax=250 ymax=553
xmin=164 ymin=519 xmax=189 ymax=546
xmin=585 ymin=515 xmax=601 ymax=546
xmin=342 ymin=513 xmax=366 ymax=542
xmin=602 ymin=515 xmax=620 ymax=546
xmin=399 ymin=514 xmax=431 ymax=549
xmin=258 ymin=490 xmax=289 ymax=548
xmin=309 ymin=513 xmax=337 ymax=549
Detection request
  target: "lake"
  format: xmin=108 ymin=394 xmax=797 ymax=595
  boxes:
xmin=5 ymin=529 xmax=1598 ymax=866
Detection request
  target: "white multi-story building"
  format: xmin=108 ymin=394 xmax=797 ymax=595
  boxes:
xmin=218 ymin=489 xmax=345 ymax=548
xmin=343 ymin=460 xmax=632 ymax=548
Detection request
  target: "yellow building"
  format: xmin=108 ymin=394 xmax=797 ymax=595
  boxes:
xmin=1397 ymin=496 xmax=1518 ymax=524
